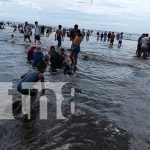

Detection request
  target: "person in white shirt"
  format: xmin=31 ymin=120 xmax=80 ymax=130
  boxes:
xmin=24 ymin=22 xmax=31 ymax=42
xmin=34 ymin=21 xmax=41 ymax=44
xmin=118 ymin=32 xmax=123 ymax=48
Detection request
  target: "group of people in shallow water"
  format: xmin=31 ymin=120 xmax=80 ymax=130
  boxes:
xmin=136 ymin=33 xmax=150 ymax=59
xmin=2 ymin=20 xmax=149 ymax=117
xmin=10 ymin=23 xmax=83 ymax=116
xmin=96 ymin=31 xmax=124 ymax=48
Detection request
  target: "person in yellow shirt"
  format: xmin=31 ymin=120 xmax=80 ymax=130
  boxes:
xmin=70 ymin=29 xmax=83 ymax=71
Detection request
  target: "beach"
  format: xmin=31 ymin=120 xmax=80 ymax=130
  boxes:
xmin=0 ymin=26 xmax=150 ymax=150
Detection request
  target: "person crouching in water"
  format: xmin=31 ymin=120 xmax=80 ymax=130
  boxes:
xmin=70 ymin=29 xmax=83 ymax=71
xmin=49 ymin=46 xmax=64 ymax=72
xmin=27 ymin=44 xmax=37 ymax=63
xmin=16 ymin=61 xmax=47 ymax=114
xmin=60 ymin=48 xmax=73 ymax=76
xmin=32 ymin=45 xmax=44 ymax=67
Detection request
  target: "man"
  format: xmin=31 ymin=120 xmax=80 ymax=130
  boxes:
xmin=108 ymin=31 xmax=111 ymax=42
xmin=118 ymin=32 xmax=123 ymax=48
xmin=34 ymin=21 xmax=41 ymax=44
xmin=55 ymin=25 xmax=63 ymax=48
xmin=70 ymin=24 xmax=78 ymax=45
xmin=24 ymin=22 xmax=31 ymax=42
xmin=70 ymin=29 xmax=83 ymax=71
xmin=110 ymin=32 xmax=115 ymax=47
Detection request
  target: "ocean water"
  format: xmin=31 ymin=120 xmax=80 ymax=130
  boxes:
xmin=0 ymin=27 xmax=150 ymax=150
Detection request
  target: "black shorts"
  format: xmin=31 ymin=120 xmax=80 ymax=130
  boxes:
xmin=35 ymin=35 xmax=40 ymax=40
xmin=24 ymin=35 xmax=30 ymax=39
xmin=119 ymin=41 xmax=122 ymax=44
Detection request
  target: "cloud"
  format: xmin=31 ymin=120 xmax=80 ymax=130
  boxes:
xmin=0 ymin=0 xmax=150 ymax=33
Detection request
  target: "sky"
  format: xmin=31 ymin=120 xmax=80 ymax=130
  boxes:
xmin=0 ymin=0 xmax=150 ymax=33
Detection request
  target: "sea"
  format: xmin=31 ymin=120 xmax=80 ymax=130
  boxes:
xmin=0 ymin=26 xmax=150 ymax=150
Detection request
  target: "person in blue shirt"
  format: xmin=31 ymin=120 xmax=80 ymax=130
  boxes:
xmin=32 ymin=46 xmax=44 ymax=67
xmin=14 ymin=61 xmax=47 ymax=114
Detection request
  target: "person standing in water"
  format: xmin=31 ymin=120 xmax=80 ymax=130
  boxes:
xmin=24 ymin=22 xmax=32 ymax=42
xmin=86 ymin=30 xmax=90 ymax=41
xmin=34 ymin=21 xmax=41 ymax=44
xmin=97 ymin=31 xmax=100 ymax=41
xmin=108 ymin=31 xmax=111 ymax=42
xmin=103 ymin=31 xmax=107 ymax=42
xmin=70 ymin=24 xmax=78 ymax=45
xmin=110 ymin=32 xmax=115 ymax=47
xmin=118 ymin=32 xmax=123 ymax=48
xmin=101 ymin=32 xmax=104 ymax=41
xmin=55 ymin=25 xmax=63 ymax=48
xmin=70 ymin=29 xmax=83 ymax=71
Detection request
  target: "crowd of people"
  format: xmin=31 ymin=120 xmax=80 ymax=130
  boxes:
xmin=96 ymin=31 xmax=124 ymax=48
xmin=9 ymin=22 xmax=83 ymax=117
xmin=1 ymin=20 xmax=150 ymax=117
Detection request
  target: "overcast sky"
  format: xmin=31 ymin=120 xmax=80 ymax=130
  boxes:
xmin=0 ymin=0 xmax=150 ymax=33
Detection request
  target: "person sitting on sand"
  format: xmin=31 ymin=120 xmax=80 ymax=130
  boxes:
xmin=70 ymin=29 xmax=83 ymax=71
xmin=49 ymin=46 xmax=64 ymax=72
xmin=16 ymin=61 xmax=46 ymax=114
xmin=32 ymin=45 xmax=44 ymax=67
xmin=103 ymin=31 xmax=107 ymax=42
